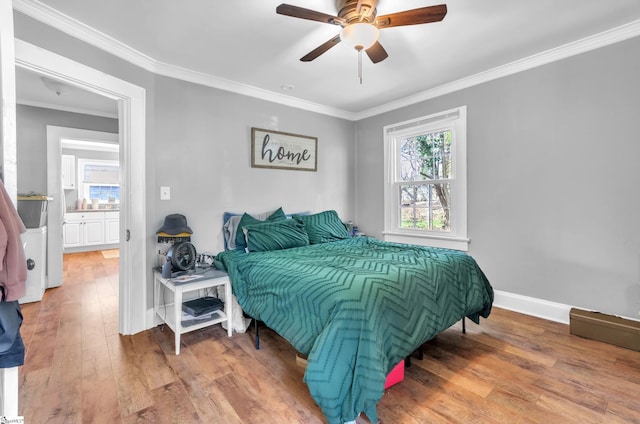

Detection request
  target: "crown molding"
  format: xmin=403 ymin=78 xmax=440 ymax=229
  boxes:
xmin=13 ymin=0 xmax=640 ymax=122
xmin=13 ymin=0 xmax=353 ymax=120
xmin=13 ymin=0 xmax=157 ymax=73
xmin=153 ymin=61 xmax=356 ymax=120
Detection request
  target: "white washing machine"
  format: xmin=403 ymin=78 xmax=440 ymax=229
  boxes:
xmin=19 ymin=226 xmax=47 ymax=304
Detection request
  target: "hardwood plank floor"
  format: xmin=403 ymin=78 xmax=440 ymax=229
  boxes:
xmin=18 ymin=251 xmax=640 ymax=423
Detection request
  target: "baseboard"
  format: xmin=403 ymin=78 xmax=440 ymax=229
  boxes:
xmin=493 ymin=290 xmax=571 ymax=324
xmin=63 ymin=243 xmax=119 ymax=254
xmin=146 ymin=290 xmax=571 ymax=331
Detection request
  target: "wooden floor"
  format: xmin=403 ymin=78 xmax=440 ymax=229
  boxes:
xmin=18 ymin=251 xmax=640 ymax=423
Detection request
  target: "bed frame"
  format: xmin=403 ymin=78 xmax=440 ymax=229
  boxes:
xmin=251 ymin=315 xmax=468 ymax=368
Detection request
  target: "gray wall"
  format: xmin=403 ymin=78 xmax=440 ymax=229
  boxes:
xmin=14 ymin=12 xmax=356 ymax=311
xmin=355 ymin=36 xmax=640 ymax=320
xmin=153 ymin=75 xmax=355 ymax=253
xmin=16 ymin=104 xmax=118 ymax=195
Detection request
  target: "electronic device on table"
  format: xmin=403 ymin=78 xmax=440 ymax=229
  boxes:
xmin=158 ymin=241 xmax=217 ymax=279
xmin=162 ymin=241 xmax=197 ymax=278
xmin=182 ymin=296 xmax=223 ymax=316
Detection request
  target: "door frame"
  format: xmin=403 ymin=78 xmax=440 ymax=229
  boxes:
xmin=15 ymin=39 xmax=148 ymax=335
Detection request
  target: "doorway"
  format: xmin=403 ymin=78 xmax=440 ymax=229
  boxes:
xmin=44 ymin=126 xmax=120 ymax=289
xmin=14 ymin=39 xmax=148 ymax=335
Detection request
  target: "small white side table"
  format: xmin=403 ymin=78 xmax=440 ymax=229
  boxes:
xmin=153 ymin=268 xmax=232 ymax=354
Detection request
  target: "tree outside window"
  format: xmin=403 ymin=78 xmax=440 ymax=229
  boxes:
xmin=399 ymin=130 xmax=452 ymax=231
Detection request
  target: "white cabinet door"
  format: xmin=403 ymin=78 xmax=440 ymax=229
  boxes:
xmin=105 ymin=211 xmax=119 ymax=244
xmin=63 ymin=220 xmax=82 ymax=248
xmin=63 ymin=212 xmax=105 ymax=247
xmin=84 ymin=219 xmax=105 ymax=246
xmin=61 ymin=154 xmax=76 ymax=189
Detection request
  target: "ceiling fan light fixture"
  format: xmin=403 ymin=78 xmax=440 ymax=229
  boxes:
xmin=340 ymin=22 xmax=379 ymax=50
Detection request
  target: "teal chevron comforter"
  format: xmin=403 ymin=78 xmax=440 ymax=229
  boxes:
xmin=217 ymin=237 xmax=493 ymax=424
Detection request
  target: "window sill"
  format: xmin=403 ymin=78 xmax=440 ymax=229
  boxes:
xmin=382 ymin=231 xmax=470 ymax=251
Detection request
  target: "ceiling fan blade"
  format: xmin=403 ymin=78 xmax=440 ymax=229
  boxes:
xmin=300 ymin=34 xmax=341 ymax=62
xmin=276 ymin=4 xmax=345 ymax=26
xmin=366 ymin=41 xmax=388 ymax=63
xmin=375 ymin=4 xmax=447 ymax=28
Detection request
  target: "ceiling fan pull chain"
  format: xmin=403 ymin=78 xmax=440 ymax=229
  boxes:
xmin=357 ymin=46 xmax=363 ymax=84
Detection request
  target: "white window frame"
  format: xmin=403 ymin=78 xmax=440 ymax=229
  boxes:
xmin=383 ymin=106 xmax=469 ymax=251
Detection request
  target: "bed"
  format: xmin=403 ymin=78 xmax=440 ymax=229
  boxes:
xmin=216 ymin=209 xmax=493 ymax=424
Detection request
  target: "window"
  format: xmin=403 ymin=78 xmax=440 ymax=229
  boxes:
xmin=383 ymin=106 xmax=468 ymax=251
xmin=78 ymin=159 xmax=120 ymax=204
xmin=88 ymin=184 xmax=120 ymax=202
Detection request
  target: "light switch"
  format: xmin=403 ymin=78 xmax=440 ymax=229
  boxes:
xmin=160 ymin=186 xmax=170 ymax=200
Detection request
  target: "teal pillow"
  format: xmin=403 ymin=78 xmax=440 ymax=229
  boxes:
xmin=293 ymin=210 xmax=350 ymax=244
xmin=236 ymin=207 xmax=287 ymax=250
xmin=244 ymin=219 xmax=309 ymax=252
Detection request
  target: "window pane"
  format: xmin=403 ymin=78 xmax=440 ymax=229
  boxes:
xmin=88 ymin=185 xmax=120 ymax=202
xmin=400 ymin=183 xmax=451 ymax=231
xmin=399 ymin=130 xmax=452 ymax=182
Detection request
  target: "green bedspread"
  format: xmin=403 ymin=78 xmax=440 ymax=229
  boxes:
xmin=217 ymin=237 xmax=493 ymax=424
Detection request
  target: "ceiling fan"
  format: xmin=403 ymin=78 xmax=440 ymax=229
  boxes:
xmin=276 ymin=0 xmax=447 ymax=67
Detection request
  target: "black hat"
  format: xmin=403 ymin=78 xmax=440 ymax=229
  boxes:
xmin=156 ymin=213 xmax=193 ymax=235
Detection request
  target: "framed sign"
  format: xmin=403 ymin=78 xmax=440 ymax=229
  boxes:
xmin=251 ymin=127 xmax=317 ymax=172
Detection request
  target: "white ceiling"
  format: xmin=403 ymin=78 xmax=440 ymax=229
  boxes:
xmin=16 ymin=67 xmax=118 ymax=118
xmin=14 ymin=0 xmax=640 ymax=120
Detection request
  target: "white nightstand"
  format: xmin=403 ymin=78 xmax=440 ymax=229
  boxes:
xmin=153 ymin=268 xmax=233 ymax=354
